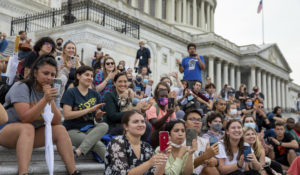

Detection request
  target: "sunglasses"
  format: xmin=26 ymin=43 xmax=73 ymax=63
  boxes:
xmin=188 ymin=117 xmax=202 ymax=122
xmin=106 ymin=62 xmax=115 ymax=65
xmin=44 ymin=42 xmax=54 ymax=47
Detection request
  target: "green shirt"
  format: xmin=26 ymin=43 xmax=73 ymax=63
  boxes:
xmin=285 ymin=127 xmax=300 ymax=142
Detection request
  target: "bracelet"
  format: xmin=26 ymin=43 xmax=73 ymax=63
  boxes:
xmin=237 ymin=162 xmax=242 ymax=169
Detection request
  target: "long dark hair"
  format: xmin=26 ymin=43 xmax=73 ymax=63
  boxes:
xmin=223 ymin=119 xmax=244 ymax=161
xmin=22 ymin=54 xmax=57 ymax=88
xmin=73 ymin=66 xmax=94 ymax=87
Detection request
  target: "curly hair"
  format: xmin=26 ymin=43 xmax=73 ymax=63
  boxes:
xmin=33 ymin=36 xmax=56 ymax=54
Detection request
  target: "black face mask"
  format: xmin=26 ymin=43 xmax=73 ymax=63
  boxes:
xmin=57 ymin=42 xmax=62 ymax=47
xmin=97 ymin=48 xmax=102 ymax=51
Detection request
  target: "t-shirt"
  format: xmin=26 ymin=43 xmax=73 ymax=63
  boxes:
xmin=61 ymin=87 xmax=101 ymax=130
xmin=146 ymin=105 xmax=176 ymax=122
xmin=0 ymin=39 xmax=8 ymax=53
xmin=134 ymin=81 xmax=145 ymax=96
xmin=271 ymin=133 xmax=295 ymax=158
xmin=24 ymin=51 xmax=38 ymax=68
xmin=4 ymin=82 xmax=60 ymax=129
xmin=267 ymin=113 xmax=282 ymax=128
xmin=194 ymin=136 xmax=209 ymax=174
xmin=136 ymin=47 xmax=151 ymax=67
xmin=216 ymin=141 xmax=249 ymax=170
xmin=181 ymin=56 xmax=205 ymax=82
xmin=285 ymin=127 xmax=300 ymax=142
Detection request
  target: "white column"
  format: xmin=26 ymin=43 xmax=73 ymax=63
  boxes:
xmin=167 ymin=0 xmax=175 ymax=23
xmin=192 ymin=0 xmax=197 ymax=26
xmin=281 ymin=80 xmax=286 ymax=110
xmin=285 ymin=82 xmax=289 ymax=110
xmin=256 ymin=69 xmax=261 ymax=90
xmin=176 ymin=0 xmax=182 ymax=23
xmin=210 ymin=6 xmax=214 ymax=32
xmin=197 ymin=5 xmax=201 ymax=27
xmin=236 ymin=67 xmax=241 ymax=90
xmin=144 ymin=0 xmax=150 ymax=14
xmin=216 ymin=60 xmax=221 ymax=93
xmin=155 ymin=0 xmax=162 ymax=19
xmin=187 ymin=1 xmax=190 ymax=24
xmin=250 ymin=66 xmax=256 ymax=90
xmin=208 ymin=56 xmax=214 ymax=83
xmin=267 ymin=73 xmax=272 ymax=111
xmin=200 ymin=0 xmax=205 ymax=28
xmin=230 ymin=64 xmax=235 ymax=88
xmin=131 ymin=0 xmax=138 ymax=8
xmin=272 ymin=76 xmax=277 ymax=107
xmin=262 ymin=71 xmax=267 ymax=107
xmin=277 ymin=78 xmax=281 ymax=107
xmin=182 ymin=0 xmax=187 ymax=24
xmin=206 ymin=3 xmax=211 ymax=31
xmin=223 ymin=62 xmax=228 ymax=85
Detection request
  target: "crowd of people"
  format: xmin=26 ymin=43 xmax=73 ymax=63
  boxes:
xmin=0 ymin=32 xmax=300 ymax=175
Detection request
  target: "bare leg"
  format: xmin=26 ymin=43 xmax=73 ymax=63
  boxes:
xmin=0 ymin=123 xmax=35 ymax=175
xmin=34 ymin=125 xmax=76 ymax=174
xmin=201 ymin=167 xmax=220 ymax=175
xmin=287 ymin=149 xmax=297 ymax=165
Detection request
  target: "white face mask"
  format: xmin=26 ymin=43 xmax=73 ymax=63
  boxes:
xmin=169 ymin=141 xmax=185 ymax=148
xmin=230 ymin=109 xmax=238 ymax=116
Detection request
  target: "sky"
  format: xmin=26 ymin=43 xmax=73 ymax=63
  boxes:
xmin=214 ymin=0 xmax=300 ymax=85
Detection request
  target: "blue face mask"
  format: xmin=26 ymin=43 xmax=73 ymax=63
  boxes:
xmin=187 ymin=95 xmax=194 ymax=101
xmin=143 ymin=79 xmax=148 ymax=84
xmin=244 ymin=122 xmax=256 ymax=129
xmin=137 ymin=78 xmax=142 ymax=82
xmin=247 ymin=101 xmax=253 ymax=106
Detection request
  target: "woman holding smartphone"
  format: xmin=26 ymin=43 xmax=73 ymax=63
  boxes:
xmin=105 ymin=110 xmax=167 ymax=175
xmin=62 ymin=65 xmax=108 ymax=161
xmin=94 ymin=56 xmax=117 ymax=102
xmin=0 ymin=54 xmax=80 ymax=175
xmin=157 ymin=119 xmax=196 ymax=175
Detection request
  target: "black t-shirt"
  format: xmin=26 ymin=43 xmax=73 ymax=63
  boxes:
xmin=255 ymin=113 xmax=271 ymax=132
xmin=61 ymin=87 xmax=101 ymax=130
xmin=136 ymin=47 xmax=151 ymax=67
xmin=271 ymin=133 xmax=294 ymax=158
xmin=24 ymin=51 xmax=38 ymax=68
xmin=250 ymin=92 xmax=265 ymax=100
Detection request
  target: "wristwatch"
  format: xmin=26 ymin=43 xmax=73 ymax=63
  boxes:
xmin=279 ymin=141 xmax=282 ymax=146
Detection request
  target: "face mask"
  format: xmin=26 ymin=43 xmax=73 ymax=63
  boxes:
xmin=187 ymin=95 xmax=194 ymax=101
xmin=97 ymin=48 xmax=102 ymax=51
xmin=244 ymin=122 xmax=256 ymax=129
xmin=211 ymin=123 xmax=222 ymax=131
xmin=170 ymin=141 xmax=185 ymax=148
xmin=144 ymin=79 xmax=148 ymax=84
xmin=247 ymin=101 xmax=253 ymax=106
xmin=128 ymin=78 xmax=132 ymax=82
xmin=158 ymin=97 xmax=168 ymax=106
xmin=57 ymin=42 xmax=62 ymax=47
xmin=230 ymin=109 xmax=238 ymax=116
xmin=254 ymin=89 xmax=258 ymax=93
xmin=137 ymin=77 xmax=142 ymax=82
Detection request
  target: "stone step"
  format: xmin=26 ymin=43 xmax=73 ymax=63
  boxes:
xmin=0 ymin=162 xmax=105 ymax=175
xmin=0 ymin=146 xmax=95 ymax=163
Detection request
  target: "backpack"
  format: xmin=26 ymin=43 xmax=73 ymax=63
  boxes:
xmin=0 ymin=80 xmax=13 ymax=105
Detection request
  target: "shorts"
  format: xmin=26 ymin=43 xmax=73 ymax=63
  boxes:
xmin=275 ymin=155 xmax=289 ymax=166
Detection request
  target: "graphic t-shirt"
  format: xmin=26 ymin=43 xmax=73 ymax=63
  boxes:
xmin=271 ymin=133 xmax=294 ymax=158
xmin=5 ymin=82 xmax=60 ymax=129
xmin=182 ymin=56 xmax=205 ymax=82
xmin=61 ymin=87 xmax=101 ymax=130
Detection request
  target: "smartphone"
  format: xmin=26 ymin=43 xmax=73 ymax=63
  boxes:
xmin=209 ymin=136 xmax=218 ymax=146
xmin=56 ymin=56 xmax=63 ymax=67
xmin=71 ymin=56 xmax=76 ymax=68
xmin=159 ymin=131 xmax=169 ymax=152
xmin=168 ymin=98 xmax=174 ymax=109
xmin=189 ymin=54 xmax=196 ymax=57
xmin=52 ymin=78 xmax=62 ymax=98
xmin=186 ymin=128 xmax=197 ymax=146
xmin=244 ymin=145 xmax=252 ymax=162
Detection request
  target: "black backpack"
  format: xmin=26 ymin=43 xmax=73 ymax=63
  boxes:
xmin=0 ymin=80 xmax=13 ymax=105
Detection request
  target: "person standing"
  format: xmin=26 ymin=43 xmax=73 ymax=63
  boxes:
xmin=176 ymin=43 xmax=205 ymax=89
xmin=55 ymin=38 xmax=63 ymax=56
xmin=0 ymin=33 xmax=8 ymax=58
xmin=134 ymin=41 xmax=151 ymax=74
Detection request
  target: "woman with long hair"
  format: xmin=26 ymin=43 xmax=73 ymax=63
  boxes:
xmin=105 ymin=110 xmax=167 ymax=175
xmin=61 ymin=65 xmax=108 ymax=161
xmin=94 ymin=56 xmax=117 ymax=102
xmin=0 ymin=54 xmax=80 ymax=175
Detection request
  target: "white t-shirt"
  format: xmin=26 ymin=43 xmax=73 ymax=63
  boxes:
xmin=215 ymin=140 xmax=252 ymax=170
xmin=194 ymin=136 xmax=209 ymax=174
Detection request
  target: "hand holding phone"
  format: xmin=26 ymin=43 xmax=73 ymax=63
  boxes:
xmin=244 ymin=144 xmax=252 ymax=162
xmin=159 ymin=131 xmax=169 ymax=152
xmin=186 ymin=128 xmax=197 ymax=146
xmin=168 ymin=98 xmax=175 ymax=109
xmin=52 ymin=78 xmax=62 ymax=98
xmin=209 ymin=136 xmax=218 ymax=146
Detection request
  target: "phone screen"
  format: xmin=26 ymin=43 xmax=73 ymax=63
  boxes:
xmin=209 ymin=136 xmax=218 ymax=146
xmin=168 ymin=98 xmax=174 ymax=109
xmin=53 ymin=78 xmax=62 ymax=98
xmin=159 ymin=131 xmax=169 ymax=152
xmin=186 ymin=128 xmax=197 ymax=146
xmin=244 ymin=145 xmax=252 ymax=162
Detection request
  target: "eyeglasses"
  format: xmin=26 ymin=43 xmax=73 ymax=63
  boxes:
xmin=44 ymin=42 xmax=54 ymax=47
xmin=187 ymin=117 xmax=202 ymax=122
xmin=106 ymin=62 xmax=115 ymax=65
xmin=219 ymin=103 xmax=226 ymax=106
xmin=259 ymin=106 xmax=264 ymax=109
xmin=170 ymin=118 xmax=185 ymax=123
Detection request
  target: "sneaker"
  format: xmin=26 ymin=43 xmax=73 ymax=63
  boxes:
xmin=71 ymin=170 xmax=81 ymax=175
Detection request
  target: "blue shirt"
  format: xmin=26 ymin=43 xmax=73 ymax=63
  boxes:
xmin=182 ymin=56 xmax=205 ymax=82
xmin=0 ymin=39 xmax=8 ymax=53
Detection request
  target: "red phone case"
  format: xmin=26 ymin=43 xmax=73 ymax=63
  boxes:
xmin=159 ymin=131 xmax=169 ymax=152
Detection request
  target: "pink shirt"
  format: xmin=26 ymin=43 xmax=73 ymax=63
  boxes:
xmin=146 ymin=105 xmax=176 ymax=121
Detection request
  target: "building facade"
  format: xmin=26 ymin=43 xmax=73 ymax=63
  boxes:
xmin=0 ymin=0 xmax=299 ymax=112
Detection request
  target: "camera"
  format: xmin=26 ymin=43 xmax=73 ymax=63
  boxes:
xmin=134 ymin=67 xmax=138 ymax=73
